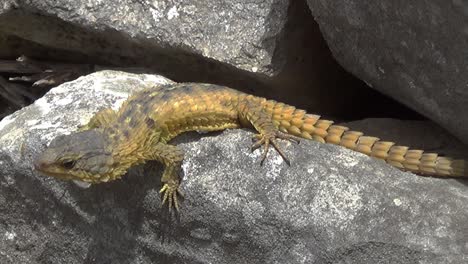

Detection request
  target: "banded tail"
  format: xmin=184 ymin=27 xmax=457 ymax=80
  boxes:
xmin=262 ymin=99 xmax=467 ymax=177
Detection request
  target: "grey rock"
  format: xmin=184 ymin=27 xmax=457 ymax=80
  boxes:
xmin=0 ymin=0 xmax=288 ymax=76
xmin=306 ymin=0 xmax=468 ymax=144
xmin=1 ymin=71 xmax=467 ymax=263
xmin=0 ymin=0 xmax=378 ymax=119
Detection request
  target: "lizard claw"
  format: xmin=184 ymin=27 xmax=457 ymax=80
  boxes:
xmin=251 ymin=131 xmax=300 ymax=166
xmin=160 ymin=182 xmax=183 ymax=212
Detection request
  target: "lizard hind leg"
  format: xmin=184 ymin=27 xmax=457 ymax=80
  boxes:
xmin=239 ymin=100 xmax=300 ymax=166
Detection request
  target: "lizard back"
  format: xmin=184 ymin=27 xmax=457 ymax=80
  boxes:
xmin=117 ymin=83 xmax=245 ymax=142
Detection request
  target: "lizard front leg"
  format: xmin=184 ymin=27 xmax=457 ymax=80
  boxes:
xmin=78 ymin=108 xmax=118 ymax=131
xmin=146 ymin=142 xmax=185 ymax=212
xmin=238 ymin=100 xmax=299 ymax=165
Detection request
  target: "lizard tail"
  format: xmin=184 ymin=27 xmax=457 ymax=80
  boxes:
xmin=263 ymin=100 xmax=467 ymax=177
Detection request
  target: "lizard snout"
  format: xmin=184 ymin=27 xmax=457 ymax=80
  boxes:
xmin=33 ymin=155 xmax=50 ymax=172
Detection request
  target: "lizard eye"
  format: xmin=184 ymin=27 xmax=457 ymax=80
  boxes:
xmin=61 ymin=160 xmax=76 ymax=169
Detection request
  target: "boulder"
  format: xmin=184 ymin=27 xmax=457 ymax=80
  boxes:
xmin=0 ymin=71 xmax=466 ymax=263
xmin=0 ymin=0 xmax=288 ymax=76
xmin=306 ymin=0 xmax=468 ymax=144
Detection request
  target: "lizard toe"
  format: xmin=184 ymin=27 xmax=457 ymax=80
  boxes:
xmin=159 ymin=182 xmax=182 ymax=212
xmin=252 ymin=131 xmax=296 ymax=166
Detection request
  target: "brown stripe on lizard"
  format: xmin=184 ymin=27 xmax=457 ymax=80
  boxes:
xmin=34 ymin=83 xmax=468 ymax=211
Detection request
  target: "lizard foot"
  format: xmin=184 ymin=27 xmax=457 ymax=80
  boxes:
xmin=160 ymin=181 xmax=183 ymax=212
xmin=251 ymin=131 xmax=300 ymax=166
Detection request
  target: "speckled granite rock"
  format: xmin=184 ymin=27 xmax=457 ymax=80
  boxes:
xmin=0 ymin=0 xmax=375 ymax=119
xmin=307 ymin=0 xmax=468 ymax=144
xmin=0 ymin=0 xmax=288 ymax=76
xmin=0 ymin=71 xmax=467 ymax=264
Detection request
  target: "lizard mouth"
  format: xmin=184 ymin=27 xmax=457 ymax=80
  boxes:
xmin=35 ymin=164 xmax=92 ymax=188
xmin=34 ymin=167 xmax=73 ymax=180
xmin=35 ymin=162 xmax=92 ymax=188
xmin=34 ymin=159 xmax=99 ymax=187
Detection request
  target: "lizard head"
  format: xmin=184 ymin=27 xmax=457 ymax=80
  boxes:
xmin=34 ymin=130 xmax=118 ymax=184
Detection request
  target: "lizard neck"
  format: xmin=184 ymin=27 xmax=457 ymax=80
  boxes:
xmin=107 ymin=122 xmax=161 ymax=172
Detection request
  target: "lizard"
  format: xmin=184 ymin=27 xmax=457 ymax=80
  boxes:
xmin=34 ymin=83 xmax=467 ymax=211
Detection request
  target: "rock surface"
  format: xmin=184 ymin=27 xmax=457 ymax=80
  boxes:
xmin=0 ymin=0 xmax=384 ymax=119
xmin=0 ymin=0 xmax=288 ymax=76
xmin=0 ymin=71 xmax=467 ymax=263
xmin=306 ymin=0 xmax=468 ymax=144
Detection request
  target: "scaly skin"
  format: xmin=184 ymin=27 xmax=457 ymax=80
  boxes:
xmin=34 ymin=83 xmax=468 ymax=211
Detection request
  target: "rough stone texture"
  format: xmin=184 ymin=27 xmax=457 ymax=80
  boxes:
xmin=0 ymin=71 xmax=467 ymax=263
xmin=0 ymin=0 xmax=389 ymax=119
xmin=306 ymin=0 xmax=468 ymax=144
xmin=0 ymin=0 xmax=288 ymax=76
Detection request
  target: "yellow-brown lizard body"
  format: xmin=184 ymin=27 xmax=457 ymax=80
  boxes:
xmin=34 ymin=83 xmax=467 ymax=210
